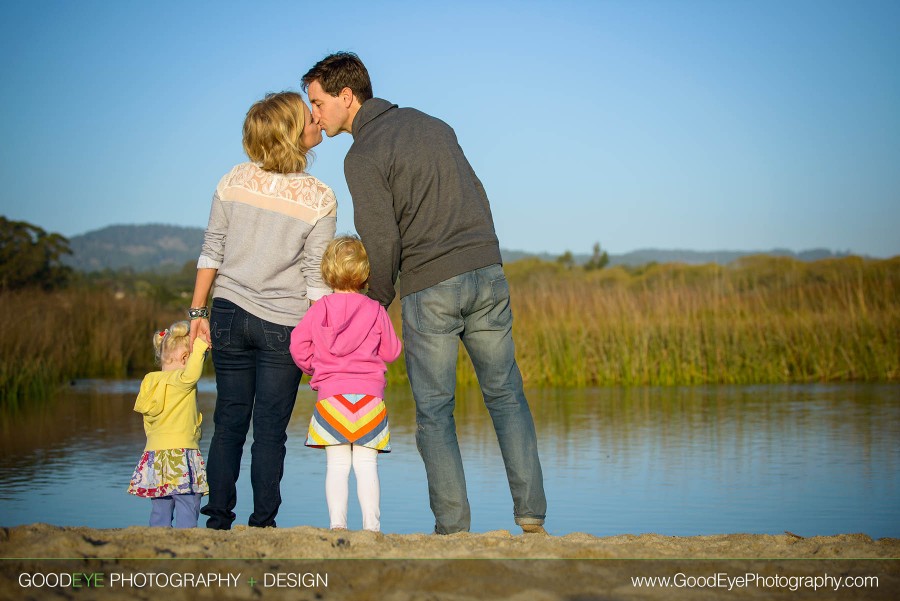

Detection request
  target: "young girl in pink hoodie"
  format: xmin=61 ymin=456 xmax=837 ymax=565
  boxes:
xmin=290 ymin=235 xmax=402 ymax=532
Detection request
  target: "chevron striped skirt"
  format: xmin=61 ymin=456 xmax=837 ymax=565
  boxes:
xmin=305 ymin=393 xmax=391 ymax=452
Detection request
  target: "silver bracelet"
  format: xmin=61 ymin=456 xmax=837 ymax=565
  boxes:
xmin=187 ymin=307 xmax=210 ymax=320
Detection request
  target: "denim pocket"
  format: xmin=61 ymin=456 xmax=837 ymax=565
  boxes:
xmin=411 ymin=282 xmax=464 ymax=334
xmin=262 ymin=322 xmax=292 ymax=355
xmin=210 ymin=299 xmax=235 ymax=350
xmin=487 ymin=276 xmax=513 ymax=328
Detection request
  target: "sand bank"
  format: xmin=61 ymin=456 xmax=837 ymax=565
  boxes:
xmin=2 ymin=525 xmax=898 ymax=600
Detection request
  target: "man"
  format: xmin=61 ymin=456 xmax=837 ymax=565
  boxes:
xmin=302 ymin=52 xmax=546 ymax=535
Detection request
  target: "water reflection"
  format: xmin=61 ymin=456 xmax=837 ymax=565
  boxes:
xmin=1 ymin=381 xmax=898 ymax=537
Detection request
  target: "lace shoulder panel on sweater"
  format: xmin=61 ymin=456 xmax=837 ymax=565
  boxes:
xmin=218 ymin=163 xmax=336 ymax=211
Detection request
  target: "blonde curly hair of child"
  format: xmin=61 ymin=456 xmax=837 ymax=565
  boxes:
xmin=152 ymin=320 xmax=191 ymax=365
xmin=320 ymin=235 xmax=370 ymax=292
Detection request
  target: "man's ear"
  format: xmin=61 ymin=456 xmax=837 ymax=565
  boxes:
xmin=340 ymin=87 xmax=354 ymax=107
xmin=341 ymin=87 xmax=363 ymax=109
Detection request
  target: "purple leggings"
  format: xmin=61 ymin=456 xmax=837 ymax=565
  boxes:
xmin=149 ymin=494 xmax=202 ymax=528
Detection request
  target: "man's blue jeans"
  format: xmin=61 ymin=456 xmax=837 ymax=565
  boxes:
xmin=201 ymin=298 xmax=302 ymax=529
xmin=401 ymin=264 xmax=546 ymax=534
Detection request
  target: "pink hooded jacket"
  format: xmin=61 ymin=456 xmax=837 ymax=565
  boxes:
xmin=289 ymin=292 xmax=402 ymax=400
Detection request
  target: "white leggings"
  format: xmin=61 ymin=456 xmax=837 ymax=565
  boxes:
xmin=325 ymin=444 xmax=380 ymax=531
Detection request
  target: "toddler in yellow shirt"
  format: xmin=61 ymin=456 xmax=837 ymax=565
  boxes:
xmin=127 ymin=321 xmax=209 ymax=527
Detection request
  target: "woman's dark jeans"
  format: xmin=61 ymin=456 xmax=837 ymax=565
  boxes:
xmin=200 ymin=298 xmax=302 ymax=529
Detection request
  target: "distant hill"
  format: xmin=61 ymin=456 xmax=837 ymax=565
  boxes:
xmin=613 ymin=248 xmax=853 ymax=265
xmin=501 ymin=247 xmax=853 ymax=266
xmin=62 ymin=223 xmax=855 ymax=273
xmin=64 ymin=224 xmax=204 ymax=273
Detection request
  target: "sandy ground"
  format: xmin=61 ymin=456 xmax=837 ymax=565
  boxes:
xmin=2 ymin=524 xmax=898 ymax=600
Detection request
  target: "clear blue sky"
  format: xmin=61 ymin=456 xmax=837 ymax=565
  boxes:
xmin=1 ymin=0 xmax=898 ymax=257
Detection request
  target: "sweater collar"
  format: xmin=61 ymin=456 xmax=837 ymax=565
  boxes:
xmin=351 ymin=98 xmax=396 ymax=138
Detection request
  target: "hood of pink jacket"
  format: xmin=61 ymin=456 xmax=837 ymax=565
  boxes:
xmin=310 ymin=293 xmax=382 ymax=357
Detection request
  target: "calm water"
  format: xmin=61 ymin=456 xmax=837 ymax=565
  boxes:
xmin=1 ymin=381 xmax=898 ymax=538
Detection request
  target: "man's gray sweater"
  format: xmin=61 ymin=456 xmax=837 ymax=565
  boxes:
xmin=345 ymin=98 xmax=503 ymax=307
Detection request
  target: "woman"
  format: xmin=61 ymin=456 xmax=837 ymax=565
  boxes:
xmin=189 ymin=92 xmax=336 ymax=529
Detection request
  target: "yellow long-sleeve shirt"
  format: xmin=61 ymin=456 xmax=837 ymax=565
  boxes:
xmin=134 ymin=338 xmax=209 ymax=451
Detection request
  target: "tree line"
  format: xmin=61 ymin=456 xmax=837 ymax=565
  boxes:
xmin=0 ymin=217 xmax=73 ymax=291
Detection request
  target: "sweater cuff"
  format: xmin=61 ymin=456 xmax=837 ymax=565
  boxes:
xmin=197 ymin=255 xmax=221 ymax=269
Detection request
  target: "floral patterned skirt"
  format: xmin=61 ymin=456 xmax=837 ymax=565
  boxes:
xmin=127 ymin=448 xmax=209 ymax=498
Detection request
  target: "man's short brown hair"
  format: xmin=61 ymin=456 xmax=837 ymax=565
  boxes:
xmin=301 ymin=52 xmax=373 ymax=103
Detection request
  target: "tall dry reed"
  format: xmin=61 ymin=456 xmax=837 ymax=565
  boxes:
xmin=5 ymin=255 xmax=898 ymax=406
xmin=0 ymin=288 xmax=180 ymax=407
xmin=385 ymin=255 xmax=900 ymax=387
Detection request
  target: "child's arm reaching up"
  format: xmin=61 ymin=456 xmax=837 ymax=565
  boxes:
xmin=173 ymin=337 xmax=209 ymax=389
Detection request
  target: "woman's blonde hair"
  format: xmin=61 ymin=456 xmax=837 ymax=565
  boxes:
xmin=152 ymin=320 xmax=191 ymax=365
xmin=321 ymin=235 xmax=370 ymax=292
xmin=242 ymin=91 xmax=311 ymax=174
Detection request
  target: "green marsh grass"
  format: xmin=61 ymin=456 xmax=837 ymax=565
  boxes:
xmin=3 ymin=255 xmax=898 ymax=407
xmin=386 ymin=255 xmax=900 ymax=387
xmin=0 ymin=288 xmax=180 ymax=408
